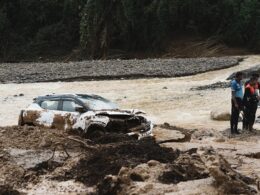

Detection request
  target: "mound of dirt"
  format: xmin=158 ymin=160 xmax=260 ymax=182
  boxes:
xmin=54 ymin=137 xmax=180 ymax=186
xmin=200 ymin=147 xmax=258 ymax=194
xmin=96 ymin=147 xmax=258 ymax=195
xmin=0 ymin=125 xmax=258 ymax=194
xmin=158 ymin=150 xmax=209 ymax=184
xmin=0 ymin=126 xmax=67 ymax=150
xmin=93 ymin=133 xmax=136 ymax=144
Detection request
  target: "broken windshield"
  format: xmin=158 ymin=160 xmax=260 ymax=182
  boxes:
xmin=78 ymin=94 xmax=118 ymax=110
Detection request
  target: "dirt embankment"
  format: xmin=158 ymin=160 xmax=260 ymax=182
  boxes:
xmin=0 ymin=57 xmax=242 ymax=83
xmin=0 ymin=125 xmax=259 ymax=194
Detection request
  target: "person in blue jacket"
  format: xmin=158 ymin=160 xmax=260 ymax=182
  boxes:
xmin=230 ymin=72 xmax=243 ymax=134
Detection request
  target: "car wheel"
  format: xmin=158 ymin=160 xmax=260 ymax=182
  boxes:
xmin=87 ymin=125 xmax=105 ymax=140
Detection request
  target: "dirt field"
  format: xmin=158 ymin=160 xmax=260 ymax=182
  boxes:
xmin=0 ymin=55 xmax=260 ymax=194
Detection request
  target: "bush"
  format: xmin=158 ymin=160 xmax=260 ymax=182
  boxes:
xmin=0 ymin=0 xmax=260 ymax=60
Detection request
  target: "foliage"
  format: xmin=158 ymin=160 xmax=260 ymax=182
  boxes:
xmin=0 ymin=0 xmax=260 ymax=60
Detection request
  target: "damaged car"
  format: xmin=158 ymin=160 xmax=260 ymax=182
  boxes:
xmin=18 ymin=94 xmax=153 ymax=139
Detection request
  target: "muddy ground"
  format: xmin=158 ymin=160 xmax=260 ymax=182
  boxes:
xmin=0 ymin=125 xmax=259 ymax=194
xmin=1 ymin=55 xmax=260 ymax=194
xmin=0 ymin=57 xmax=241 ymax=83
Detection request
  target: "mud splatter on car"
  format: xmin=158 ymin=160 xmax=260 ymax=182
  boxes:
xmin=19 ymin=94 xmax=153 ymax=139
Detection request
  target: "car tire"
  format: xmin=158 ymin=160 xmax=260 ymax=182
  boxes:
xmin=86 ymin=125 xmax=105 ymax=140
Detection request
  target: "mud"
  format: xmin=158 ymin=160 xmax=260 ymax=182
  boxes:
xmin=158 ymin=150 xmax=209 ymax=184
xmin=200 ymin=147 xmax=258 ymax=194
xmin=95 ymin=145 xmax=259 ymax=195
xmin=1 ymin=55 xmax=260 ymax=194
xmin=0 ymin=126 xmax=68 ymax=150
xmin=0 ymin=125 xmax=259 ymax=194
xmin=244 ymin=152 xmax=260 ymax=159
xmin=0 ymin=57 xmax=241 ymax=83
xmin=0 ymin=185 xmax=20 ymax=195
xmin=55 ymin=137 xmax=180 ymax=186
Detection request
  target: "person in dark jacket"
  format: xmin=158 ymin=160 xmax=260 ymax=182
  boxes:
xmin=230 ymin=72 xmax=243 ymax=134
xmin=243 ymin=76 xmax=259 ymax=131
xmin=243 ymin=73 xmax=260 ymax=130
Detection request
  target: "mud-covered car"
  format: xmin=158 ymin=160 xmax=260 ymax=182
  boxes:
xmin=18 ymin=94 xmax=153 ymax=139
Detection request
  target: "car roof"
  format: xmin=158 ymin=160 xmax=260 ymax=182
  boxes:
xmin=34 ymin=93 xmax=104 ymax=101
xmin=35 ymin=94 xmax=76 ymax=100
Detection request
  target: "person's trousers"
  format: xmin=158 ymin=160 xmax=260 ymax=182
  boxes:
xmin=230 ymin=98 xmax=243 ymax=133
xmin=243 ymin=103 xmax=258 ymax=130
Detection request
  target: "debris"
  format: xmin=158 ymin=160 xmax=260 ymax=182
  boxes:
xmin=67 ymin=136 xmax=96 ymax=150
xmin=158 ymin=150 xmax=209 ymax=184
xmin=56 ymin=137 xmax=179 ymax=186
xmin=0 ymin=125 xmax=259 ymax=194
xmin=200 ymin=147 xmax=258 ymax=195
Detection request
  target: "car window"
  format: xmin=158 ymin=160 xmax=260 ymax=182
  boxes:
xmin=40 ymin=100 xmax=59 ymax=110
xmin=62 ymin=101 xmax=82 ymax=112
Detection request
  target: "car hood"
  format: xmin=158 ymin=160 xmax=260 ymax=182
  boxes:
xmin=93 ymin=109 xmax=146 ymax=116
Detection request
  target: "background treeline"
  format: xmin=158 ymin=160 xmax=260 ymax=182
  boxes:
xmin=0 ymin=0 xmax=260 ymax=61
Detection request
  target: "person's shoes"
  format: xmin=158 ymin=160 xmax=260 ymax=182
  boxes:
xmin=234 ymin=130 xmax=241 ymax=134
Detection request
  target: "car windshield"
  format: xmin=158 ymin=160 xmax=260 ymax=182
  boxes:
xmin=77 ymin=94 xmax=118 ymax=110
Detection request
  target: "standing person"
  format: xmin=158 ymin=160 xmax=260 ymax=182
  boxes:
xmin=244 ymin=73 xmax=260 ymax=87
xmin=230 ymin=72 xmax=243 ymax=134
xmin=243 ymin=76 xmax=259 ymax=131
xmin=243 ymin=73 xmax=260 ymax=130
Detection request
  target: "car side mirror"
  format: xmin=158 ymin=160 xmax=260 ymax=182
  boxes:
xmin=75 ymin=107 xmax=86 ymax=113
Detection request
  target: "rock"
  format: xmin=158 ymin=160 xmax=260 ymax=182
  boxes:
xmin=214 ymin=138 xmax=226 ymax=142
xmin=210 ymin=110 xmax=230 ymax=121
xmin=130 ymin=164 xmax=150 ymax=181
xmin=163 ymin=122 xmax=170 ymax=127
xmin=147 ymin=160 xmax=160 ymax=167
xmin=96 ymin=175 xmax=122 ymax=195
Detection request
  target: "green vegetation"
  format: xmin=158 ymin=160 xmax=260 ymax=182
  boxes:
xmin=0 ymin=0 xmax=260 ymax=61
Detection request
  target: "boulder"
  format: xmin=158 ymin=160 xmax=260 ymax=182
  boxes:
xmin=210 ymin=110 xmax=230 ymax=121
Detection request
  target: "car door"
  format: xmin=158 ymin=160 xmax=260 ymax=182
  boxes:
xmin=33 ymin=98 xmax=61 ymax=128
xmin=58 ymin=99 xmax=86 ymax=130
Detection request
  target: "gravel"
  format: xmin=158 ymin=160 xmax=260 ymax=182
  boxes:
xmin=0 ymin=57 xmax=242 ymax=83
xmin=191 ymin=81 xmax=231 ymax=91
xmin=227 ymin=64 xmax=260 ymax=80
